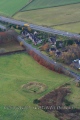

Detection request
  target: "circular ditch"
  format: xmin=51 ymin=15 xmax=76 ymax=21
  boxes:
xmin=21 ymin=81 xmax=47 ymax=94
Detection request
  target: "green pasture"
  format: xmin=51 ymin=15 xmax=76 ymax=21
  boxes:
xmin=65 ymin=82 xmax=80 ymax=109
xmin=14 ymin=3 xmax=80 ymax=33
xmin=0 ymin=0 xmax=29 ymax=16
xmin=54 ymin=22 xmax=80 ymax=33
xmin=0 ymin=53 xmax=72 ymax=120
xmin=22 ymin=0 xmax=80 ymax=11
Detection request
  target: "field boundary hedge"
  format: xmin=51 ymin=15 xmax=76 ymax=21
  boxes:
xmin=0 ymin=49 xmax=26 ymax=56
xmin=50 ymin=20 xmax=80 ymax=27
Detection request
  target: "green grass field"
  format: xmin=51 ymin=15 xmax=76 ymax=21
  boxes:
xmin=14 ymin=3 xmax=80 ymax=33
xmin=54 ymin=22 xmax=80 ymax=33
xmin=0 ymin=53 xmax=72 ymax=120
xmin=0 ymin=0 xmax=29 ymax=16
xmin=22 ymin=0 xmax=80 ymax=11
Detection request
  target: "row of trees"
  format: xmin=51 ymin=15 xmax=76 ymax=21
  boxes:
xmin=59 ymin=44 xmax=80 ymax=64
xmin=28 ymin=49 xmax=63 ymax=74
xmin=48 ymin=44 xmax=80 ymax=64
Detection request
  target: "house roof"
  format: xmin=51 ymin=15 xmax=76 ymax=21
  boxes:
xmin=73 ymin=59 xmax=80 ymax=69
xmin=79 ymin=60 xmax=80 ymax=65
xmin=50 ymin=37 xmax=56 ymax=43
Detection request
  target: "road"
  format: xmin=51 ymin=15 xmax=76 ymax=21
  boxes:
xmin=0 ymin=16 xmax=80 ymax=39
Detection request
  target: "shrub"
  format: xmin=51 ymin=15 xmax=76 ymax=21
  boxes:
xmin=64 ymin=99 xmax=73 ymax=106
xmin=40 ymin=43 xmax=49 ymax=51
xmin=20 ymin=41 xmax=23 ymax=46
xmin=33 ymin=99 xmax=40 ymax=104
xmin=28 ymin=49 xmax=63 ymax=74
xmin=59 ymin=44 xmax=80 ymax=64
xmin=76 ymin=82 xmax=80 ymax=87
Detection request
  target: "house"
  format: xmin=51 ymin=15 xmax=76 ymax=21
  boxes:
xmin=58 ymin=41 xmax=64 ymax=48
xmin=50 ymin=47 xmax=56 ymax=52
xmin=26 ymin=33 xmax=42 ymax=45
xmin=26 ymin=33 xmax=30 ymax=38
xmin=75 ymin=40 xmax=80 ymax=46
xmin=21 ymin=30 xmax=42 ymax=45
xmin=22 ymin=29 xmax=28 ymax=36
xmin=37 ymin=39 xmax=42 ymax=44
xmin=55 ymin=50 xmax=61 ymax=57
xmin=48 ymin=36 xmax=56 ymax=45
xmin=72 ymin=59 xmax=80 ymax=70
xmin=34 ymin=31 xmax=38 ymax=35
